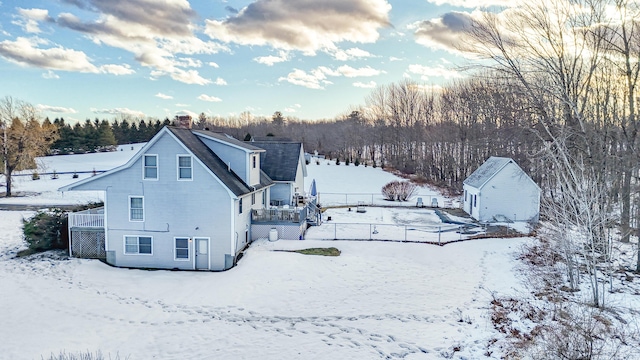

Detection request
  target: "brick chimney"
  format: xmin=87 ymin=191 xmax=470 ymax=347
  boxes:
xmin=177 ymin=115 xmax=193 ymax=129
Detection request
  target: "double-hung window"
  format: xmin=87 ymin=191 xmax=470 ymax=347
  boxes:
xmin=124 ymin=236 xmax=152 ymax=255
xmin=251 ymin=193 xmax=256 ymax=205
xmin=178 ymin=155 xmax=192 ymax=180
xmin=129 ymin=196 xmax=144 ymax=221
xmin=252 ymin=155 xmax=257 ymax=169
xmin=143 ymin=155 xmax=158 ymax=180
xmin=175 ymin=237 xmax=189 ymax=260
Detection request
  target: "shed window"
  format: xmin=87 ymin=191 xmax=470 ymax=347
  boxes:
xmin=252 ymin=155 xmax=257 ymax=169
xmin=125 ymin=236 xmax=152 ymax=255
xmin=175 ymin=237 xmax=189 ymax=260
xmin=251 ymin=193 xmax=256 ymax=205
xmin=129 ymin=196 xmax=144 ymax=221
xmin=239 ymin=198 xmax=243 ymax=214
xmin=464 ymin=190 xmax=467 ymax=202
xmin=473 ymin=195 xmax=477 ymax=208
xmin=178 ymin=155 xmax=192 ymax=180
xmin=143 ymin=155 xmax=158 ymax=180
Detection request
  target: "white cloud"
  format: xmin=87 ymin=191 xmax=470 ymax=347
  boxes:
xmin=254 ymin=51 xmax=290 ymax=66
xmin=90 ymin=107 xmax=145 ymax=118
xmin=175 ymin=103 xmax=190 ymax=107
xmin=407 ymin=64 xmax=462 ymax=80
xmin=205 ymin=0 xmax=391 ymax=53
xmin=279 ymin=64 xmax=384 ymax=89
xmin=353 ymin=81 xmax=377 ymax=88
xmin=155 ymin=92 xmax=173 ymax=99
xmin=278 ymin=68 xmax=332 ymax=89
xmin=0 ymin=37 xmax=99 ymax=72
xmin=208 ymin=62 xmax=220 ymax=68
xmin=198 ymin=94 xmax=222 ymax=102
xmin=15 ymin=8 xmax=50 ymax=33
xmin=412 ymin=12 xmax=477 ymax=54
xmin=336 ymin=65 xmax=384 ymax=77
xmin=37 ymin=104 xmax=77 ymax=113
xmin=426 ymin=0 xmax=513 ymax=7
xmin=284 ymin=104 xmax=302 ymax=112
xmin=176 ymin=109 xmax=199 ymax=118
xmin=54 ymin=0 xmax=228 ymax=85
xmin=100 ymin=64 xmax=135 ymax=75
xmin=42 ymin=70 xmax=59 ymax=79
xmin=214 ymin=77 xmax=227 ymax=85
xmin=331 ymin=47 xmax=374 ymax=61
xmin=389 ymin=56 xmax=403 ymax=61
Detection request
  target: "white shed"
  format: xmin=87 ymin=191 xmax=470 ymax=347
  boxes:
xmin=463 ymin=157 xmax=540 ymax=223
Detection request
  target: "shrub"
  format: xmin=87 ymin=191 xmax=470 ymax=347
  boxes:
xmin=32 ymin=172 xmax=40 ymax=180
xmin=381 ymin=180 xmax=418 ymax=201
xmin=22 ymin=209 xmax=68 ymax=254
xmin=345 ymin=157 xmax=350 ymax=166
xmin=45 ymin=351 xmax=124 ymax=360
xmin=336 ymin=158 xmax=340 ymax=165
xmin=354 ymin=158 xmax=360 ymax=166
xmin=372 ymin=160 xmax=377 ymax=168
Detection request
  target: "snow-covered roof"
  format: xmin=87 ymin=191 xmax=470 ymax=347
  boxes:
xmin=463 ymin=156 xmax=514 ymax=189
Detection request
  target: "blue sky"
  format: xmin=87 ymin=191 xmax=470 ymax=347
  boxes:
xmin=0 ymin=0 xmax=503 ymax=122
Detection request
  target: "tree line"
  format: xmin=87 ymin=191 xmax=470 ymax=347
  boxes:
xmin=51 ymin=117 xmax=171 ymax=154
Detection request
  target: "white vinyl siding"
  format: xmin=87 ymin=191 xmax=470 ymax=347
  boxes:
xmin=129 ymin=196 xmax=144 ymax=221
xmin=143 ymin=154 xmax=158 ymax=180
xmin=177 ymin=155 xmax=192 ymax=180
xmin=124 ymin=236 xmax=152 ymax=255
xmin=175 ymin=237 xmax=190 ymax=260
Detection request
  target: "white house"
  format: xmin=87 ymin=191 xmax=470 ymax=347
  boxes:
xmin=463 ymin=157 xmax=540 ymax=223
xmin=59 ymin=125 xmax=304 ymax=271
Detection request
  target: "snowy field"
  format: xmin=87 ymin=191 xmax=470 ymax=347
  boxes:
xmin=0 ymin=144 xmax=530 ymax=359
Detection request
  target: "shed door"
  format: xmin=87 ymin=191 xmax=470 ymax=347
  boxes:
xmin=195 ymin=238 xmax=209 ymax=270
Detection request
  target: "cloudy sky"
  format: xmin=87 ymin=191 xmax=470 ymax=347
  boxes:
xmin=0 ymin=0 xmax=503 ymax=122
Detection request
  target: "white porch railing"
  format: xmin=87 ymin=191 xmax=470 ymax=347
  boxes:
xmin=69 ymin=208 xmax=104 ymax=228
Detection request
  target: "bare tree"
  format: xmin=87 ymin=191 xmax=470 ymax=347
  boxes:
xmin=0 ymin=96 xmax=58 ymax=197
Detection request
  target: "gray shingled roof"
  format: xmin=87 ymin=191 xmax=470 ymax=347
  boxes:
xmin=168 ymin=127 xmax=272 ymax=196
xmin=192 ymin=130 xmax=265 ymax=152
xmin=463 ymin=156 xmax=513 ymax=189
xmin=250 ymin=141 xmax=302 ymax=182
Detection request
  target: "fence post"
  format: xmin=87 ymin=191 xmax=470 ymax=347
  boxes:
xmin=405 ymin=226 xmax=407 ymax=241
xmin=371 ymin=194 xmax=374 ymax=205
xmin=438 ymin=226 xmax=441 ymax=245
xmin=459 ymin=225 xmax=462 ymax=240
xmin=345 ymin=194 xmax=348 ymax=206
xmin=369 ymin=224 xmax=372 ymax=240
xmin=334 ymin=223 xmax=337 ymax=240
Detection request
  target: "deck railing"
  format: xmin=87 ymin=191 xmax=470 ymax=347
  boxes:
xmin=69 ymin=207 xmax=105 ymax=228
xmin=252 ymin=207 xmax=307 ymax=224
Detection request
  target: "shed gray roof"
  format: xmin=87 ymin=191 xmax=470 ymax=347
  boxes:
xmin=168 ymin=127 xmax=272 ymax=196
xmin=250 ymin=141 xmax=302 ymax=182
xmin=463 ymin=156 xmax=513 ymax=189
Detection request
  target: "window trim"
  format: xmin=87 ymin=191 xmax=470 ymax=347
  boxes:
xmin=129 ymin=196 xmax=144 ymax=222
xmin=177 ymin=154 xmax=193 ymax=181
xmin=123 ymin=235 xmax=153 ymax=255
xmin=174 ymin=237 xmax=190 ymax=261
xmin=143 ymin=154 xmax=158 ymax=180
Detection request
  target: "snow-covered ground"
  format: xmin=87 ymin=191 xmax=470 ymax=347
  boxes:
xmin=0 ymin=145 xmax=532 ymax=359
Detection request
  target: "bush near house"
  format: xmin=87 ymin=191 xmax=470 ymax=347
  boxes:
xmin=21 ymin=209 xmax=68 ymax=256
xmin=20 ymin=202 xmax=103 ymax=256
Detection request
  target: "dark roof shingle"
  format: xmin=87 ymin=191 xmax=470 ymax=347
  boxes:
xmin=250 ymin=141 xmax=302 ymax=182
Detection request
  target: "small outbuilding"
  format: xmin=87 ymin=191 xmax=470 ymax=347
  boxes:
xmin=463 ymin=157 xmax=540 ymax=223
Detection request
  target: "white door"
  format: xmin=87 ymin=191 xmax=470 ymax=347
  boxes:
xmin=195 ymin=238 xmax=209 ymax=270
